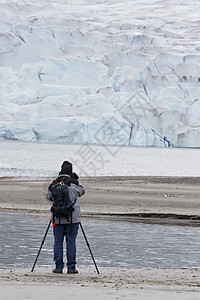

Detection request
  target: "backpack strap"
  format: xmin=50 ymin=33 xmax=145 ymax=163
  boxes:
xmin=58 ymin=175 xmax=79 ymax=186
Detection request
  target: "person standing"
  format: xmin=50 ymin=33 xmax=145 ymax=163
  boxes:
xmin=46 ymin=161 xmax=85 ymax=274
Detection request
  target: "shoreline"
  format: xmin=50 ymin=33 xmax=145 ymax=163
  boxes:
xmin=0 ymin=176 xmax=200 ymax=225
xmin=1 ymin=209 xmax=200 ymax=227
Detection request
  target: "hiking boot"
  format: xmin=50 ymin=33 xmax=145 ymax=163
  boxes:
xmin=67 ymin=269 xmax=78 ymax=274
xmin=52 ymin=268 xmax=63 ymax=274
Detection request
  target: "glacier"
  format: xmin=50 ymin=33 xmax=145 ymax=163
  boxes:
xmin=0 ymin=0 xmax=200 ymax=147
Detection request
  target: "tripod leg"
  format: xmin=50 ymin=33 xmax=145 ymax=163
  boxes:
xmin=79 ymin=222 xmax=100 ymax=275
xmin=31 ymin=219 xmax=51 ymax=272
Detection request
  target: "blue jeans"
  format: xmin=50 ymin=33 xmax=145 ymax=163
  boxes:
xmin=53 ymin=223 xmax=79 ymax=271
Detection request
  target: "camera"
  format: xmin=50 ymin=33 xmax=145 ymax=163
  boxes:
xmin=72 ymin=172 xmax=79 ymax=180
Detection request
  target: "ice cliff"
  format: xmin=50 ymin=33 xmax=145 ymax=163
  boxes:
xmin=0 ymin=0 xmax=200 ymax=147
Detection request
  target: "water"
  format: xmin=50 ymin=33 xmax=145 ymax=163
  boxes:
xmin=1 ymin=140 xmax=200 ymax=177
xmin=1 ymin=213 xmax=200 ymax=268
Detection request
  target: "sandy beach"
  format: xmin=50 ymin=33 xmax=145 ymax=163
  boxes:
xmin=1 ymin=176 xmax=200 ymax=222
xmin=1 ymin=265 xmax=200 ymax=300
xmin=1 ymin=176 xmax=200 ymax=299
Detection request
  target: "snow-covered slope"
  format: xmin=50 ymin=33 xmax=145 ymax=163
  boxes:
xmin=0 ymin=0 xmax=200 ymax=147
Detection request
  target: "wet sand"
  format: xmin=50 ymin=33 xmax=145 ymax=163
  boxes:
xmin=0 ymin=176 xmax=200 ymax=223
xmin=1 ymin=176 xmax=200 ymax=299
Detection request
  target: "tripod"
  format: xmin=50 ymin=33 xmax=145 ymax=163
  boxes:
xmin=31 ymin=220 xmax=100 ymax=274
